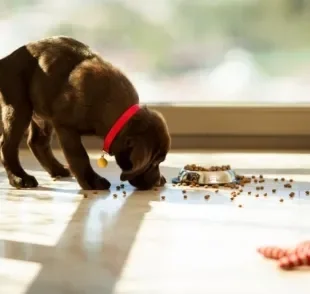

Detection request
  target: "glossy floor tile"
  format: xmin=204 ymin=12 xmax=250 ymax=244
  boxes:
xmin=1 ymin=150 xmax=310 ymax=294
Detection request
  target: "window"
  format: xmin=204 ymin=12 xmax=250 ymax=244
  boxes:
xmin=2 ymin=0 xmax=310 ymax=149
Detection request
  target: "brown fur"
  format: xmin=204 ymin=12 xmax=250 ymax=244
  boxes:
xmin=0 ymin=36 xmax=170 ymax=190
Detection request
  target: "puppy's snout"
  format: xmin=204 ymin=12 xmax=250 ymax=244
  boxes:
xmin=156 ymin=175 xmax=166 ymax=187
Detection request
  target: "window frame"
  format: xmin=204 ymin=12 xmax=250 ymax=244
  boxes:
xmin=18 ymin=105 xmax=310 ymax=150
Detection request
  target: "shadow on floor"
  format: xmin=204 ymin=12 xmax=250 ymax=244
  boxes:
xmin=4 ymin=188 xmax=158 ymax=294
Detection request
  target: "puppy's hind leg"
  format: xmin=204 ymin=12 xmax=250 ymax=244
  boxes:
xmin=0 ymin=105 xmax=38 ymax=188
xmin=27 ymin=118 xmax=71 ymax=178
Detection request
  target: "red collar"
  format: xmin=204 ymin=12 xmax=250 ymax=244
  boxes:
xmin=103 ymin=104 xmax=140 ymax=154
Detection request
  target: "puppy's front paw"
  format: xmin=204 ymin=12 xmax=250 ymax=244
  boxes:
xmin=80 ymin=174 xmax=111 ymax=190
xmin=9 ymin=174 xmax=39 ymax=189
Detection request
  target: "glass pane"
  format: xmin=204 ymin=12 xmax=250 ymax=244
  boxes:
xmin=1 ymin=0 xmax=310 ymax=105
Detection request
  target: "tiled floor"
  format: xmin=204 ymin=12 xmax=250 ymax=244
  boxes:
xmin=1 ymin=150 xmax=310 ymax=294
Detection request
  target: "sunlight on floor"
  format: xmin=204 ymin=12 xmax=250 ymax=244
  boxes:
xmin=0 ymin=258 xmax=42 ymax=294
xmin=1 ymin=150 xmax=310 ymax=294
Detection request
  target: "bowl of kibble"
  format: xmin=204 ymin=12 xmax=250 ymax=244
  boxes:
xmin=172 ymin=164 xmax=239 ymax=186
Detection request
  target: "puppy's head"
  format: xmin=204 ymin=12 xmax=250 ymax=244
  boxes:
xmin=114 ymin=107 xmax=170 ymax=190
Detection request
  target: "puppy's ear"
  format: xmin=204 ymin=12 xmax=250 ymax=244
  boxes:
xmin=120 ymin=137 xmax=152 ymax=182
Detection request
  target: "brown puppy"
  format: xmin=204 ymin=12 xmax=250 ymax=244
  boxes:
xmin=0 ymin=36 xmax=170 ymax=190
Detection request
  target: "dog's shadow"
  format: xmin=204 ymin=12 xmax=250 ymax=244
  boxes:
xmin=21 ymin=188 xmax=157 ymax=293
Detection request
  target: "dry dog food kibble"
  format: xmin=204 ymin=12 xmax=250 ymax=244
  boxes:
xmin=215 ymin=190 xmax=219 ymax=193
xmin=184 ymin=195 xmax=187 ymax=199
xmin=289 ymin=192 xmax=295 ymax=198
xmin=83 ymin=193 xmax=88 ymax=198
xmin=120 ymin=184 xmax=125 ymax=189
xmin=306 ymin=191 xmax=310 ymax=195
xmin=280 ymin=198 xmax=284 ymax=202
xmin=113 ymin=194 xmax=117 ymax=198
xmin=264 ymin=193 xmax=268 ymax=197
xmin=281 ymin=178 xmax=285 ymax=181
xmin=248 ymin=191 xmax=251 ymax=195
xmin=204 ymin=195 xmax=210 ymax=200
xmin=161 ymin=196 xmax=165 ymax=200
xmin=289 ymin=179 xmax=293 ymax=182
xmin=274 ymin=178 xmax=278 ymax=181
xmin=184 ymin=164 xmax=231 ymax=172
xmin=123 ymin=191 xmax=126 ymax=195
xmin=238 ymin=204 xmax=243 ymax=208
xmin=284 ymin=183 xmax=292 ymax=188
xmin=255 ymin=194 xmax=259 ymax=198
xmin=116 ymin=186 xmax=121 ymax=190
xmin=272 ymin=189 xmax=276 ymax=193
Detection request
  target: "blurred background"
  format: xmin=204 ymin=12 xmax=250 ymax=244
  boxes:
xmin=1 ymin=0 xmax=310 ymax=105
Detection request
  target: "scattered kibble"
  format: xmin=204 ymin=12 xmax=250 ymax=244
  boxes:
xmin=289 ymin=179 xmax=293 ymax=182
xmin=255 ymin=194 xmax=259 ymax=198
xmin=274 ymin=178 xmax=278 ymax=182
xmin=260 ymin=186 xmax=264 ymax=190
xmin=215 ymin=189 xmax=219 ymax=193
xmin=123 ymin=191 xmax=126 ymax=195
xmin=93 ymin=191 xmax=98 ymax=195
xmin=284 ymin=183 xmax=292 ymax=188
xmin=116 ymin=186 xmax=121 ymax=190
xmin=306 ymin=191 xmax=309 ymax=195
xmin=256 ymin=187 xmax=260 ymax=190
xmin=272 ymin=189 xmax=276 ymax=193
xmin=289 ymin=192 xmax=295 ymax=198
xmin=279 ymin=198 xmax=284 ymax=202
xmin=182 ymin=190 xmax=186 ymax=194
xmin=240 ymin=189 xmax=243 ymax=193
xmin=264 ymin=193 xmax=268 ymax=197
xmin=204 ymin=195 xmax=210 ymax=200
xmin=248 ymin=191 xmax=251 ymax=195
xmin=83 ymin=193 xmax=88 ymax=198
xmin=113 ymin=194 xmax=117 ymax=198
xmin=281 ymin=178 xmax=285 ymax=181
xmin=238 ymin=204 xmax=243 ymax=208
xmin=252 ymin=175 xmax=256 ymax=179
xmin=184 ymin=195 xmax=187 ymax=199
xmin=161 ymin=196 xmax=166 ymax=200
xmin=254 ymin=179 xmax=258 ymax=183
xmin=259 ymin=175 xmax=263 ymax=179
xmin=230 ymin=197 xmax=234 ymax=201
xmin=120 ymin=184 xmax=125 ymax=189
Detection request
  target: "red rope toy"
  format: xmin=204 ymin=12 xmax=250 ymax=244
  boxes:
xmin=257 ymin=241 xmax=310 ymax=270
